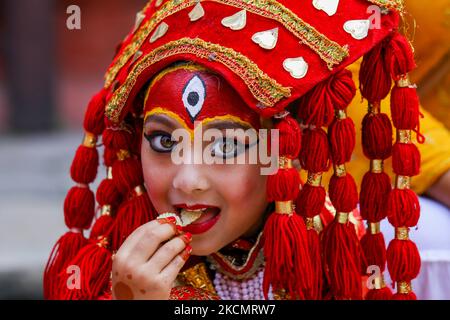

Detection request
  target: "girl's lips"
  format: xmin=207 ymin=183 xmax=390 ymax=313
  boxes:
xmin=173 ymin=204 xmax=221 ymax=234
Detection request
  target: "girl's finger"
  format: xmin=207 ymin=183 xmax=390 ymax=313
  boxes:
xmin=116 ymin=217 xmax=182 ymax=264
xmin=146 ymin=233 xmax=192 ymax=272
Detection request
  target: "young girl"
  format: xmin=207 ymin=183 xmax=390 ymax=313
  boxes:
xmin=44 ymin=0 xmax=422 ymax=300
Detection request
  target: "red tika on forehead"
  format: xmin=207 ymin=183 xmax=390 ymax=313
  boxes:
xmin=104 ymin=0 xmax=402 ymax=124
xmin=143 ymin=65 xmax=262 ymax=129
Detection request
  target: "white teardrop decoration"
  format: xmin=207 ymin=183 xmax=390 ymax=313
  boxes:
xmin=312 ymin=0 xmax=340 ymax=16
xmin=343 ymin=19 xmax=370 ymax=40
xmin=252 ymin=28 xmax=279 ymax=50
xmin=221 ymin=10 xmax=247 ymax=31
xmin=283 ymin=57 xmax=309 ymax=79
xmin=189 ymin=2 xmax=205 ymax=22
xmin=149 ymin=22 xmax=169 ymax=43
xmin=134 ymin=12 xmax=146 ymax=32
xmin=182 ymin=76 xmax=206 ymax=121
xmin=155 ymin=0 xmax=164 ymax=7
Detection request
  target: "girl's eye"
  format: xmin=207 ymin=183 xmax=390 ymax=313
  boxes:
xmin=144 ymin=132 xmax=175 ymax=153
xmin=211 ymin=137 xmax=247 ymax=159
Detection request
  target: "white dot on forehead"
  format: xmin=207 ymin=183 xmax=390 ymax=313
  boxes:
xmin=182 ymin=75 xmax=206 ymax=122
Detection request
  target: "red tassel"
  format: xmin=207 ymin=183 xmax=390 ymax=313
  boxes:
xmin=60 ymin=242 xmax=112 ymax=300
xmin=361 ymin=113 xmax=393 ymax=160
xmin=327 ymin=69 xmax=356 ymax=110
xmin=392 ymin=143 xmax=421 ymax=177
xmin=296 ymin=184 xmax=326 ymax=218
xmin=365 ymin=287 xmax=393 ymax=300
xmin=110 ymin=193 xmax=155 ymax=251
xmin=89 ymin=215 xmax=114 ymax=241
xmin=321 ymin=218 xmax=365 ymax=300
xmin=83 ymin=89 xmax=107 ymax=135
xmin=70 ymin=146 xmax=99 ymax=184
xmin=275 ymin=116 xmax=301 ymax=157
xmin=360 ymin=172 xmax=391 ymax=222
xmin=392 ymin=292 xmax=417 ymax=300
xmin=328 ymin=174 xmax=358 ymax=213
xmin=360 ymin=233 xmax=386 ymax=270
xmin=96 ymin=179 xmax=122 ymax=209
xmin=263 ymin=213 xmax=312 ymax=299
xmin=386 ymin=239 xmax=421 ymax=282
xmin=359 ymin=43 xmax=392 ymax=103
xmin=112 ymin=157 xmax=144 ymax=194
xmin=328 ymin=118 xmax=355 ymax=165
xmin=307 ymin=228 xmax=323 ymax=299
xmin=388 ymin=189 xmax=420 ymax=227
xmin=43 ymin=232 xmax=87 ymax=299
xmin=300 ymin=128 xmax=331 ymax=173
xmin=385 ymin=33 xmax=416 ymax=80
xmin=102 ymin=127 xmax=134 ymax=151
xmin=64 ymin=186 xmax=96 ymax=230
xmin=390 ymin=86 xmax=420 ymax=130
xmin=297 ymin=84 xmax=335 ymax=127
xmin=267 ymin=168 xmax=300 ymax=201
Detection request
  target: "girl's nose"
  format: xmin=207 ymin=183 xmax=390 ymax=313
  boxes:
xmin=172 ymin=163 xmax=211 ymax=195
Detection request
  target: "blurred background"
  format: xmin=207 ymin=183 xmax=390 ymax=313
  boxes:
xmin=0 ymin=0 xmax=448 ymax=299
xmin=0 ymin=0 xmax=145 ymax=299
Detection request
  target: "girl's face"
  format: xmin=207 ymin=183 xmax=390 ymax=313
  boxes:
xmin=141 ymin=65 xmax=269 ymax=256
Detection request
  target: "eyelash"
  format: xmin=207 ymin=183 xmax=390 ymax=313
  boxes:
xmin=144 ymin=131 xmax=175 ymax=153
xmin=144 ymin=131 xmax=256 ymax=159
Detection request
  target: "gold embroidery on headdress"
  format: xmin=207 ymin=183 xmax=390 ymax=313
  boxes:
xmin=106 ymin=38 xmax=291 ymax=123
xmin=105 ymin=0 xmax=349 ymax=87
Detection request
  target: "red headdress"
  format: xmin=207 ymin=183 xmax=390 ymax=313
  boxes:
xmin=44 ymin=0 xmax=422 ymax=300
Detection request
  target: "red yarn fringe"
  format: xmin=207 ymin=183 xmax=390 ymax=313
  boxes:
xmin=263 ymin=213 xmax=313 ymax=299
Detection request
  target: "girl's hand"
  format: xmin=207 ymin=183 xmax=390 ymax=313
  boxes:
xmin=112 ymin=217 xmax=192 ymax=300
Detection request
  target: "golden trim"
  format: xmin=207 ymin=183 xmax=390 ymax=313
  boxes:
xmin=397 ymin=281 xmax=412 ymax=294
xmin=117 ymin=149 xmax=131 ymax=161
xmin=101 ymin=205 xmax=112 ymax=216
xmin=275 ymin=201 xmax=293 ymax=215
xmin=374 ymin=275 xmax=386 ymax=290
xmin=104 ymin=0 xmax=349 ymax=86
xmin=335 ymin=109 xmax=347 ymax=120
xmin=396 ymin=74 xmax=411 ymax=88
xmin=96 ymin=236 xmax=109 ymax=248
xmin=178 ymin=262 xmax=217 ymax=295
xmin=368 ymin=102 xmax=381 ymax=115
xmin=305 ymin=217 xmax=314 ymax=230
xmin=278 ymin=157 xmax=293 ymax=169
xmin=368 ymin=222 xmax=381 ymax=234
xmin=370 ymin=159 xmax=384 ymax=173
xmin=395 ymin=227 xmax=409 ymax=240
xmin=336 ymin=212 xmax=349 ymax=224
xmin=106 ymin=37 xmax=291 ymax=123
xmin=334 ymin=164 xmax=347 ymax=177
xmin=107 ymin=167 xmax=113 ymax=180
xmin=307 ymin=172 xmax=322 ymax=187
xmin=313 ymin=215 xmax=324 ymax=233
xmin=206 ymin=231 xmax=265 ymax=280
xmin=133 ymin=185 xmax=146 ymax=197
xmin=398 ymin=130 xmax=412 ymax=144
xmin=82 ymin=132 xmax=97 ymax=148
xmin=367 ymin=0 xmax=405 ymax=12
xmin=395 ymin=175 xmax=411 ymax=190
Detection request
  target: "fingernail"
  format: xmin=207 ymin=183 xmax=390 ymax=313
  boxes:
xmin=176 ymin=225 xmax=184 ymax=234
xmin=166 ymin=216 xmax=177 ymax=224
xmin=180 ymin=232 xmax=192 ymax=244
xmin=181 ymin=245 xmax=192 ymax=261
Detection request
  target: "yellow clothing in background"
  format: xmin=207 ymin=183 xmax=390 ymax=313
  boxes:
xmin=311 ymin=59 xmax=450 ymax=195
